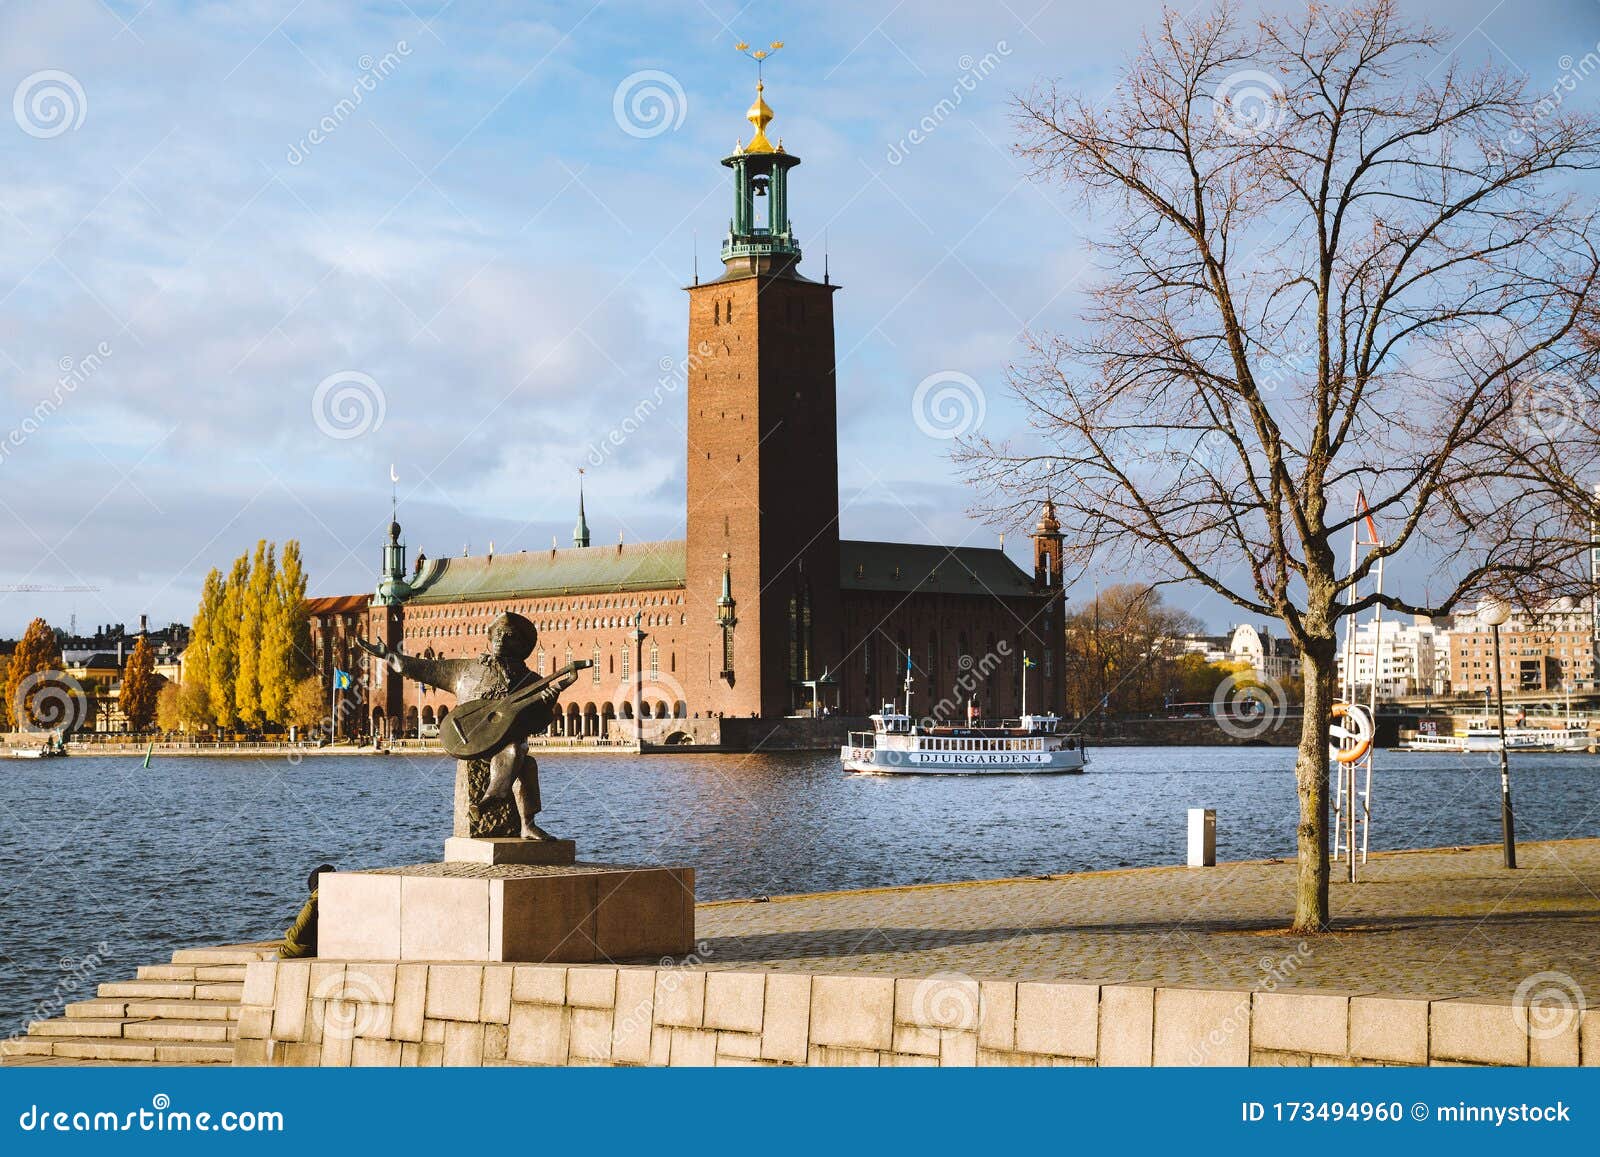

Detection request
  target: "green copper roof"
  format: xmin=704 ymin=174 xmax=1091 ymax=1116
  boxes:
xmin=405 ymin=540 xmax=685 ymax=604
xmin=839 ymin=540 xmax=1038 ymax=597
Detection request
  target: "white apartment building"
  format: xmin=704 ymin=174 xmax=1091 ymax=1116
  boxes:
xmin=1335 ymin=616 xmax=1444 ymax=698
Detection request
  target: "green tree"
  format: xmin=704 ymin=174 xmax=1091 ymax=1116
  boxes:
xmin=210 ymin=554 xmax=250 ymax=728
xmin=235 ymin=540 xmax=275 ymax=729
xmin=118 ymin=634 xmax=160 ymax=732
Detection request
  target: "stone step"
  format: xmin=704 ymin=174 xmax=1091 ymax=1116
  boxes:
xmin=1 ymin=1037 xmax=54 ymax=1058
xmin=196 ymin=983 xmax=244 ymax=1002
xmin=47 ymin=1038 xmax=161 ymax=1062
xmin=124 ymin=998 xmax=240 ymax=1022
xmin=30 ymin=1017 xmax=132 ymax=1039
xmin=123 ymin=1019 xmax=236 ymax=1043
xmin=170 ymin=944 xmax=279 ymax=966
xmin=65 ymin=999 xmax=130 ymax=1019
xmin=153 ymin=1042 xmax=234 ymax=1064
xmin=98 ymin=980 xmax=196 ymax=1000
xmin=137 ymin=964 xmax=198 ymax=980
xmin=195 ymin=965 xmax=249 ymax=982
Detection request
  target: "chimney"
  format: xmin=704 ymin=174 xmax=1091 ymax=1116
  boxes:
xmin=139 ymin=613 xmax=148 ymax=634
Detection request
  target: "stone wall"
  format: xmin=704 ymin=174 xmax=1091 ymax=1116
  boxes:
xmin=236 ymin=959 xmax=1595 ymax=1067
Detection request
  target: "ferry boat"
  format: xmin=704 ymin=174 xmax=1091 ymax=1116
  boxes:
xmin=1402 ymin=718 xmax=1591 ymax=753
xmin=842 ymin=705 xmax=1087 ymax=775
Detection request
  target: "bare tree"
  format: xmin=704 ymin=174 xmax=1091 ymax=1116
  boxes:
xmin=962 ymin=0 xmax=1600 ymax=930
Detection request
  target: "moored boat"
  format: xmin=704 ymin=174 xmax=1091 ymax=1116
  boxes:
xmin=842 ymin=706 xmax=1087 ymax=775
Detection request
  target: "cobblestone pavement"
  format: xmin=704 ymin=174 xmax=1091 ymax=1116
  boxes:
xmin=693 ymin=839 xmax=1600 ymax=1003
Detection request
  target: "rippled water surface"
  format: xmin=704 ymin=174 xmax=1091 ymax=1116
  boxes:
xmin=3 ymin=746 xmax=1598 ymax=1032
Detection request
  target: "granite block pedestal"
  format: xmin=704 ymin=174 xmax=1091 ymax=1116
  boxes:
xmin=318 ymin=841 xmax=695 ymax=964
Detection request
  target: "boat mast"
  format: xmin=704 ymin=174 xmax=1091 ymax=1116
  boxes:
xmin=903 ymin=650 xmax=913 ymax=720
xmin=1021 ymin=650 xmax=1029 ymax=717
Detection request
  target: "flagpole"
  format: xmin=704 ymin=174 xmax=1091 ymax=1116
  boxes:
xmin=1022 ymin=650 xmax=1029 ymax=717
xmin=329 ymin=668 xmax=337 ymax=745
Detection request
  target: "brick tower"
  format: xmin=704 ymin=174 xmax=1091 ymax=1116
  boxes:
xmin=685 ymin=73 xmax=841 ymax=718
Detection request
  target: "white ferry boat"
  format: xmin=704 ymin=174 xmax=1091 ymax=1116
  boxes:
xmin=842 ymin=705 xmax=1087 ymax=775
xmin=1403 ymin=718 xmax=1591 ymax=753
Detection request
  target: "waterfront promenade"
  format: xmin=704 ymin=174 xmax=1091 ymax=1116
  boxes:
xmin=4 ymin=839 xmax=1595 ymax=1066
xmin=697 ymin=839 xmax=1600 ymax=998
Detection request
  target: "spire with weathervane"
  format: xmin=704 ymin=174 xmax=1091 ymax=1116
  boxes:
xmin=721 ymin=40 xmax=802 ymax=275
xmin=573 ymin=469 xmax=591 ymax=548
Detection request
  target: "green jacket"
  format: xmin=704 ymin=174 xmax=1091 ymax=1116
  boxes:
xmin=280 ymin=889 xmax=319 ymax=959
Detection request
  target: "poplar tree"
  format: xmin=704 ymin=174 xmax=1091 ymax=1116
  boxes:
xmin=210 ymin=554 xmax=250 ymax=728
xmin=235 ymin=540 xmax=275 ymax=728
xmin=261 ymin=540 xmax=311 ymax=725
xmin=118 ymin=635 xmax=159 ymax=731
xmin=182 ymin=568 xmax=224 ymax=730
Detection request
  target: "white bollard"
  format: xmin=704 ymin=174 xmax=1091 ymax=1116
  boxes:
xmin=1187 ymin=808 xmax=1216 ymax=868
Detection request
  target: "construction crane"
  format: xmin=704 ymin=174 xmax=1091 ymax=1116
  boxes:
xmin=0 ymin=584 xmax=100 ymax=592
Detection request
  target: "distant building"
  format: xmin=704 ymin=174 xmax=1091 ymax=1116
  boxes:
xmin=303 ymin=77 xmax=1067 ymax=741
xmin=1334 ymin=617 xmax=1443 ymax=698
xmin=1175 ymin=623 xmax=1301 ymax=683
xmin=1446 ymin=596 xmax=1597 ymax=695
xmin=57 ymin=619 xmax=188 ymax=732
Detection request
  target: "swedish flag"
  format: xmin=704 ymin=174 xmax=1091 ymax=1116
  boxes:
xmin=333 ymin=668 xmax=353 ymax=690
xmin=1023 ymin=656 xmax=1037 ymax=670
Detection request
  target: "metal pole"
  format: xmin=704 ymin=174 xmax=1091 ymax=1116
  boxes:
xmin=1490 ymin=622 xmax=1517 ymax=869
xmin=632 ymin=614 xmax=644 ymax=753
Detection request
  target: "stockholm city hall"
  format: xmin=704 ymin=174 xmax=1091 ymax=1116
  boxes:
xmin=307 ymin=65 xmax=1066 ymax=741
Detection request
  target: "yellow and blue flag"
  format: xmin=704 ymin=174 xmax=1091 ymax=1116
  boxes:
xmin=333 ymin=668 xmax=353 ymax=690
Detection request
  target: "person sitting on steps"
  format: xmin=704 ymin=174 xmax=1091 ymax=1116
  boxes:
xmin=279 ymin=864 xmax=335 ymax=959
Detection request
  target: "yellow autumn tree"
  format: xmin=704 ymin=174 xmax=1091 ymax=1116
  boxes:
xmin=235 ymin=540 xmax=275 ymax=729
xmin=260 ymin=540 xmax=311 ymax=726
xmin=6 ymin=618 xmax=76 ymax=732
xmin=209 ymin=554 xmax=250 ymax=728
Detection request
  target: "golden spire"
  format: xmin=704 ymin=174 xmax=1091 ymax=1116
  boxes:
xmin=735 ymin=40 xmax=784 ymax=154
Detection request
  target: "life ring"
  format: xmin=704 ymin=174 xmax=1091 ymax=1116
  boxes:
xmin=1329 ymin=703 xmax=1373 ymax=764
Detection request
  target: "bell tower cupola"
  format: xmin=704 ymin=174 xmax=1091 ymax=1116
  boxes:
xmin=722 ymin=42 xmax=802 ymax=276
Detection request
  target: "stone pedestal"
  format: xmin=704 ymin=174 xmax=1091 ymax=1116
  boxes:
xmin=318 ymin=862 xmax=695 ymax=964
xmin=444 ymin=837 xmax=576 ymax=866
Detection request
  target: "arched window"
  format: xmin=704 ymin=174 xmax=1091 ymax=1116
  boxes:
xmin=591 ymin=645 xmax=602 ymax=682
xmin=621 ymin=647 xmax=630 ymax=681
xmin=535 ymin=648 xmax=545 ymax=675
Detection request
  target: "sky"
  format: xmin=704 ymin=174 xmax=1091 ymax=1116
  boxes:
xmin=2 ymin=0 xmax=1600 ymax=638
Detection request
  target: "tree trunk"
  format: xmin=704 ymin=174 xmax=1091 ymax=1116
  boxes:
xmin=1293 ymin=633 xmax=1337 ymax=931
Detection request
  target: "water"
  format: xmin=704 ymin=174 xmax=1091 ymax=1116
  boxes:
xmin=2 ymin=746 xmax=1596 ymax=1033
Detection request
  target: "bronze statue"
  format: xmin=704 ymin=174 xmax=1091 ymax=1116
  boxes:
xmin=358 ymin=612 xmax=587 ymax=841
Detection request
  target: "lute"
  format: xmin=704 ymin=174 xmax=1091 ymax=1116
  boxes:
xmin=440 ymin=659 xmax=593 ymax=760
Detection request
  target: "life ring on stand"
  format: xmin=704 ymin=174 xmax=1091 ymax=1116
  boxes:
xmin=1328 ymin=703 xmax=1374 ymax=764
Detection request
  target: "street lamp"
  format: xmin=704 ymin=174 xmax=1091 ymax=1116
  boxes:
xmin=1478 ymin=596 xmax=1517 ymax=869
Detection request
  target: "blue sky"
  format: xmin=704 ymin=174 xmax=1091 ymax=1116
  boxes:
xmin=2 ymin=0 xmax=1599 ymax=637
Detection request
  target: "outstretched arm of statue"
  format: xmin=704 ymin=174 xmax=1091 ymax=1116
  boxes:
xmin=354 ymin=636 xmax=466 ymax=694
